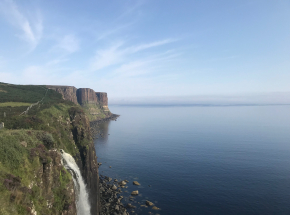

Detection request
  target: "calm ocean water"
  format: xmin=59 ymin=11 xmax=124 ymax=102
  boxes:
xmin=94 ymin=105 xmax=290 ymax=215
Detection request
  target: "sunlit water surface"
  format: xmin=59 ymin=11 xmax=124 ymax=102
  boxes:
xmin=94 ymin=105 xmax=290 ymax=215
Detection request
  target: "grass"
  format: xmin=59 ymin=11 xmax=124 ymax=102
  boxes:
xmin=82 ymin=103 xmax=109 ymax=121
xmin=0 ymin=129 xmax=75 ymax=215
xmin=0 ymin=82 xmax=107 ymax=214
xmin=0 ymin=102 xmax=31 ymax=107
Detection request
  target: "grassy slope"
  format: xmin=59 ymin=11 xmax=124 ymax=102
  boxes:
xmin=0 ymin=83 xmax=97 ymax=214
xmin=81 ymin=103 xmax=108 ymax=121
xmin=0 ymin=103 xmax=31 ymax=107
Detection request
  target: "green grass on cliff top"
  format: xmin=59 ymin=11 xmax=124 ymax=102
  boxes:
xmin=0 ymin=102 xmax=31 ymax=107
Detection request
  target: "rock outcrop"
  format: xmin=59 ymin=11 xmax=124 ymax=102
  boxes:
xmin=46 ymin=85 xmax=78 ymax=105
xmin=47 ymin=85 xmax=109 ymax=108
xmin=69 ymin=107 xmax=100 ymax=215
xmin=96 ymin=92 xmax=109 ymax=111
xmin=77 ymin=88 xmax=99 ymax=105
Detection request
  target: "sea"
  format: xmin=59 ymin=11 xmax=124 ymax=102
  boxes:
xmin=94 ymin=105 xmax=290 ymax=215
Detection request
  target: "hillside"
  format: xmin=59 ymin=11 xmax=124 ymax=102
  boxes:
xmin=0 ymin=83 xmax=102 ymax=215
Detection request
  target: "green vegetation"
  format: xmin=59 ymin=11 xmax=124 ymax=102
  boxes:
xmin=0 ymin=83 xmax=96 ymax=214
xmin=0 ymin=130 xmax=49 ymax=214
xmin=82 ymin=103 xmax=108 ymax=121
xmin=0 ymin=102 xmax=31 ymax=107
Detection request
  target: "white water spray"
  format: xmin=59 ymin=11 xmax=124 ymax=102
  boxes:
xmin=60 ymin=149 xmax=91 ymax=215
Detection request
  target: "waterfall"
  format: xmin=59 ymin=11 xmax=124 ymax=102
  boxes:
xmin=60 ymin=149 xmax=91 ymax=215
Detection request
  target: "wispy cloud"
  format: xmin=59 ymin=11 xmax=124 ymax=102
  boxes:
xmin=97 ymin=22 xmax=134 ymax=41
xmin=90 ymin=42 xmax=125 ymax=71
xmin=111 ymin=51 xmax=181 ymax=78
xmin=56 ymin=34 xmax=80 ymax=53
xmin=46 ymin=57 xmax=69 ymax=66
xmin=46 ymin=34 xmax=80 ymax=66
xmin=90 ymin=39 xmax=176 ymax=71
xmin=116 ymin=0 xmax=145 ymax=21
xmin=0 ymin=0 xmax=43 ymax=49
xmin=125 ymin=39 xmax=176 ymax=53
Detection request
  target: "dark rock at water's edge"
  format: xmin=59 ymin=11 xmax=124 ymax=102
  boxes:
xmin=90 ymin=114 xmax=120 ymax=138
xmin=99 ymin=175 xmax=129 ymax=215
xmin=90 ymin=114 xmax=120 ymax=125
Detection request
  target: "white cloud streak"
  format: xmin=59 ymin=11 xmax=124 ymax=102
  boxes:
xmin=0 ymin=0 xmax=43 ymax=49
xmin=90 ymin=39 xmax=176 ymax=71
xmin=57 ymin=34 xmax=80 ymax=53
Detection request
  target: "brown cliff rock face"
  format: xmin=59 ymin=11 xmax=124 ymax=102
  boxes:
xmin=69 ymin=107 xmax=100 ymax=215
xmin=77 ymin=88 xmax=98 ymax=105
xmin=95 ymin=92 xmax=108 ymax=107
xmin=46 ymin=85 xmax=78 ymax=105
xmin=46 ymin=86 xmax=109 ymax=109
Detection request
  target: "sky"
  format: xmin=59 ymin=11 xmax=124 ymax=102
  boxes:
xmin=0 ymin=0 xmax=289 ymax=104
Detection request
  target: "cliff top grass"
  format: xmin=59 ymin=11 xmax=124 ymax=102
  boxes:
xmin=0 ymin=83 xmax=47 ymax=103
xmin=0 ymin=102 xmax=31 ymax=107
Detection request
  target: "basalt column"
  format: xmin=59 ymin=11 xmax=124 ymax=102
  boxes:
xmin=95 ymin=92 xmax=109 ymax=111
xmin=76 ymin=88 xmax=99 ymax=105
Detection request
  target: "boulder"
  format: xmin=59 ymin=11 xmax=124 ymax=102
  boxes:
xmin=127 ymin=203 xmax=136 ymax=209
xmin=152 ymin=206 xmax=160 ymax=210
xmin=133 ymin=181 xmax=140 ymax=186
xmin=146 ymin=200 xmax=154 ymax=206
xmin=120 ymin=181 xmax=126 ymax=186
xmin=115 ymin=205 xmax=119 ymax=211
xmin=131 ymin=190 xmax=139 ymax=195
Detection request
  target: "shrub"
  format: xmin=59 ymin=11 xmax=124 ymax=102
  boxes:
xmin=37 ymin=132 xmax=55 ymax=149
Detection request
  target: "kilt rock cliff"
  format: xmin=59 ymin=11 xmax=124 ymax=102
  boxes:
xmin=0 ymin=83 xmax=115 ymax=215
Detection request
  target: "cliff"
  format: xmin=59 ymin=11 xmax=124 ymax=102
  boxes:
xmin=0 ymin=83 xmax=102 ymax=215
xmin=76 ymin=88 xmax=98 ymax=105
xmin=46 ymin=85 xmax=109 ymax=109
xmin=69 ymin=107 xmax=100 ymax=214
xmin=95 ymin=92 xmax=109 ymax=111
xmin=46 ymin=85 xmax=78 ymax=105
xmin=46 ymin=86 xmax=111 ymax=121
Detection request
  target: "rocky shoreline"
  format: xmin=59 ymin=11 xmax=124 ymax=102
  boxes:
xmin=92 ymin=114 xmax=161 ymax=215
xmin=90 ymin=114 xmax=119 ymax=137
xmin=99 ymin=175 xmax=130 ymax=215
xmin=98 ymin=173 xmax=161 ymax=215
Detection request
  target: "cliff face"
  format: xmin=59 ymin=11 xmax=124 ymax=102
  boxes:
xmin=46 ymin=85 xmax=78 ymax=105
xmin=77 ymin=88 xmax=98 ymax=105
xmin=95 ymin=93 xmax=108 ymax=110
xmin=69 ymin=107 xmax=100 ymax=215
xmin=47 ymin=85 xmax=109 ymax=108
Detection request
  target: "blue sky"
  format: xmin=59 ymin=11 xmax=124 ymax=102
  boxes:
xmin=0 ymin=0 xmax=289 ymax=104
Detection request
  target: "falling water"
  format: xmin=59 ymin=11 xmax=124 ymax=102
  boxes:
xmin=60 ymin=149 xmax=91 ymax=215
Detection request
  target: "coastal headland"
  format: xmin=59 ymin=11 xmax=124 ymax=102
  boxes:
xmin=0 ymin=82 xmax=125 ymax=215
